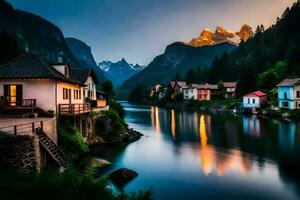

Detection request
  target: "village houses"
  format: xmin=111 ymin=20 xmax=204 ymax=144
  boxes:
xmin=223 ymin=82 xmax=237 ymax=98
xmin=243 ymin=91 xmax=267 ymax=109
xmin=182 ymin=84 xmax=200 ymax=100
xmin=168 ymin=80 xmax=187 ymax=98
xmin=277 ymin=78 xmax=300 ymax=110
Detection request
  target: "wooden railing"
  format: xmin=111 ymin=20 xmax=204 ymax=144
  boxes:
xmin=59 ymin=103 xmax=91 ymax=116
xmin=0 ymin=121 xmax=43 ymax=136
xmin=0 ymin=96 xmax=36 ymax=108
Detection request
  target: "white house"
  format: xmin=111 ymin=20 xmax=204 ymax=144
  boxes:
xmin=182 ymin=84 xmax=200 ymax=100
xmin=70 ymin=68 xmax=98 ymax=100
xmin=0 ymin=53 xmax=88 ymax=115
xmin=243 ymin=91 xmax=267 ymax=108
xmin=277 ymin=78 xmax=300 ymax=110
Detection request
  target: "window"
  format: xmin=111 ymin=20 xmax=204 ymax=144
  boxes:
xmin=63 ymin=88 xmax=70 ymax=99
xmin=252 ymin=99 xmax=255 ymax=104
xmin=73 ymin=89 xmax=81 ymax=100
xmin=284 ymin=92 xmax=288 ymax=99
xmin=297 ymin=91 xmax=300 ymax=98
xmin=282 ymin=102 xmax=289 ymax=108
xmin=248 ymin=98 xmax=250 ymax=104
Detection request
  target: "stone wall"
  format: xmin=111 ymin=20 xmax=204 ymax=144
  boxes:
xmin=43 ymin=118 xmax=57 ymax=144
xmin=0 ymin=135 xmax=41 ymax=173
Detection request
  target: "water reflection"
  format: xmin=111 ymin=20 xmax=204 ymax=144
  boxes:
xmin=151 ymin=106 xmax=162 ymax=135
xmin=243 ymin=115 xmax=261 ymax=138
xmin=198 ymin=114 xmax=251 ymax=176
xmin=279 ymin=122 xmax=297 ymax=152
xmin=100 ymin=102 xmax=300 ymax=200
xmin=171 ymin=109 xmax=176 ymax=139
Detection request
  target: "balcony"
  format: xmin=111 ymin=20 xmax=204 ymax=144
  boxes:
xmin=58 ymin=103 xmax=91 ymax=116
xmin=0 ymin=96 xmax=36 ymax=108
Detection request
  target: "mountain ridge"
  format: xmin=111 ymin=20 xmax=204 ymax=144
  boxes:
xmin=98 ymin=58 xmax=145 ymax=87
xmin=121 ymin=42 xmax=236 ymax=89
xmin=187 ymin=24 xmax=254 ymax=47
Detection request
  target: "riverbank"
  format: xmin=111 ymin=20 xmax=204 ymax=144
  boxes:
xmin=129 ymin=99 xmax=300 ymax=121
xmin=89 ymin=128 xmax=143 ymax=145
xmin=130 ymin=99 xmax=241 ymax=112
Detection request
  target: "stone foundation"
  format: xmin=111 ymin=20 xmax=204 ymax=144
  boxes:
xmin=0 ymin=135 xmax=41 ymax=173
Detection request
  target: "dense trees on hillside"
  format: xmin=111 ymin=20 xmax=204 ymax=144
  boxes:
xmin=0 ymin=30 xmax=21 ymax=65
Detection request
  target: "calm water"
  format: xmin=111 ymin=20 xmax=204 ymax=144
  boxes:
xmin=87 ymin=102 xmax=300 ymax=200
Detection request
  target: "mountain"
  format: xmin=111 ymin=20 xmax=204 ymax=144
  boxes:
xmin=187 ymin=25 xmax=254 ymax=47
xmin=0 ymin=1 xmax=78 ymax=66
xmin=98 ymin=59 xmax=144 ymax=86
xmin=121 ymin=42 xmax=236 ymax=89
xmin=0 ymin=1 xmax=107 ymax=83
xmin=65 ymin=37 xmax=107 ymax=82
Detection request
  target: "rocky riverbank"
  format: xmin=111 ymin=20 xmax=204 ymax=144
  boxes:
xmin=89 ymin=128 xmax=143 ymax=146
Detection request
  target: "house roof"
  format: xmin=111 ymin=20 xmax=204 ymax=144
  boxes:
xmin=182 ymin=84 xmax=201 ymax=89
xmin=244 ymin=91 xmax=267 ymax=97
xmin=277 ymin=78 xmax=300 ymax=87
xmin=0 ymin=53 xmax=85 ymax=86
xmin=69 ymin=68 xmax=99 ymax=84
xmin=176 ymin=81 xmax=186 ymax=88
xmin=169 ymin=80 xmax=186 ymax=88
xmin=198 ymin=83 xmax=218 ymax=90
xmin=223 ymin=82 xmax=237 ymax=88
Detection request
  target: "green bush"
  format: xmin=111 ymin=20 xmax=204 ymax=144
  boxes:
xmin=0 ymin=166 xmax=152 ymax=200
xmin=58 ymin=124 xmax=89 ymax=162
xmin=95 ymin=110 xmax=128 ymax=141
xmin=110 ymin=100 xmax=125 ymax=119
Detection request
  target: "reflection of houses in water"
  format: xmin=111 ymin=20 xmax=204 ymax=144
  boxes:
xmin=278 ymin=122 xmax=296 ymax=152
xmin=150 ymin=106 xmax=162 ymax=135
xmin=171 ymin=109 xmax=176 ymax=139
xmin=199 ymin=115 xmax=251 ymax=176
xmin=243 ymin=116 xmax=261 ymax=138
xmin=168 ymin=110 xmax=200 ymax=141
xmin=177 ymin=112 xmax=199 ymax=137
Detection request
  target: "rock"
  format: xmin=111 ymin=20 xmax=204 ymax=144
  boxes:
xmin=123 ymin=129 xmax=143 ymax=143
xmin=109 ymin=168 xmax=138 ymax=187
xmin=90 ymin=158 xmax=111 ymax=168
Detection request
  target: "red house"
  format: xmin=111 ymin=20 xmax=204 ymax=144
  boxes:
xmin=197 ymin=84 xmax=218 ymax=101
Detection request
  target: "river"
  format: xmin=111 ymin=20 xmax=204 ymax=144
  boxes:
xmin=86 ymin=102 xmax=300 ymax=200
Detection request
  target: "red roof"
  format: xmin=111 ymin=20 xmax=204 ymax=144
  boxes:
xmin=244 ymin=91 xmax=267 ymax=97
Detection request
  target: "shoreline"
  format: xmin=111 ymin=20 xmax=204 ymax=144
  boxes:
xmin=128 ymin=100 xmax=300 ymax=121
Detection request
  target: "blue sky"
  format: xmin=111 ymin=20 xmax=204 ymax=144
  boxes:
xmin=8 ymin=0 xmax=296 ymax=65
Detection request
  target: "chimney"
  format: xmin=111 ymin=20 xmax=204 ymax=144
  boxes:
xmin=57 ymin=51 xmax=64 ymax=63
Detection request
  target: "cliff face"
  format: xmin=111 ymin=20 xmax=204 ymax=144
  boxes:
xmin=187 ymin=25 xmax=254 ymax=47
xmin=235 ymin=24 xmax=254 ymax=42
xmin=0 ymin=1 xmax=81 ymax=67
xmin=65 ymin=38 xmax=107 ymax=81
